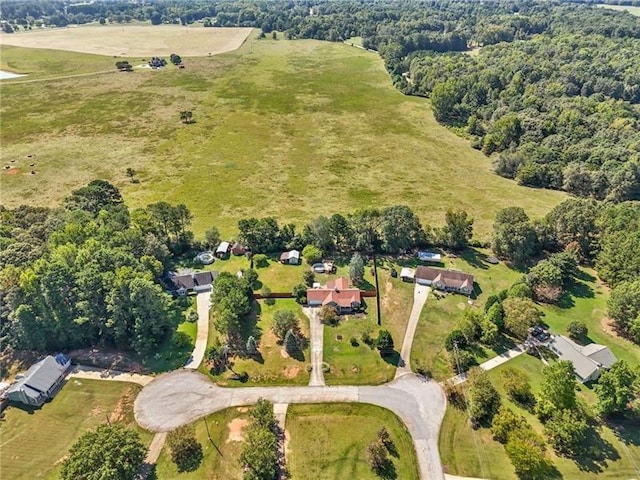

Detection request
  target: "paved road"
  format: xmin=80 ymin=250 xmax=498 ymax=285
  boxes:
xmin=68 ymin=365 xmax=154 ymax=386
xmin=449 ymin=344 xmax=525 ymax=385
xmin=303 ymin=307 xmax=325 ymax=386
xmin=134 ymin=369 xmax=446 ymax=480
xmin=395 ymin=285 xmax=430 ymax=379
xmin=184 ymin=290 xmax=212 ymax=370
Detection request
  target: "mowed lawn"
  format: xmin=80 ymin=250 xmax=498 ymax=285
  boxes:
xmin=440 ymin=354 xmax=640 ymax=480
xmin=155 ymin=407 xmax=248 ymax=480
xmin=204 ymin=299 xmax=311 ymax=386
xmin=287 ymin=403 xmax=419 ymax=480
xmin=0 ymin=35 xmax=565 ymax=240
xmin=0 ymin=379 xmax=148 ymax=480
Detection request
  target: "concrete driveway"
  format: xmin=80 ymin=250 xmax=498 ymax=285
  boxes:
xmin=134 ymin=369 xmax=446 ymax=480
xmin=303 ymin=307 xmax=325 ymax=386
xmin=183 ymin=289 xmax=211 ymax=369
xmin=395 ymin=285 xmax=430 ymax=379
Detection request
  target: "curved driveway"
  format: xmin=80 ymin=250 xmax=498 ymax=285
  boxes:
xmin=134 ymin=369 xmax=446 ymax=480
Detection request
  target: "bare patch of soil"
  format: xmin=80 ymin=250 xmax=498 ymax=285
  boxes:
xmin=280 ymin=348 xmax=289 ymax=358
xmin=5 ymin=168 xmax=19 ymax=175
xmin=282 ymin=365 xmax=300 ymax=379
xmin=226 ymin=418 xmax=248 ymax=443
xmin=109 ymin=386 xmax=135 ymax=423
xmin=68 ymin=348 xmax=147 ymax=373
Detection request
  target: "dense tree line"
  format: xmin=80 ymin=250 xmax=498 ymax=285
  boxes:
xmin=0 ymin=180 xmax=185 ymax=356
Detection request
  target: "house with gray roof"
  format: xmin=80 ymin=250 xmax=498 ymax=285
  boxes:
xmin=6 ymin=354 xmax=71 ymax=407
xmin=547 ymin=335 xmax=616 ymax=383
xmin=169 ymin=270 xmax=218 ymax=295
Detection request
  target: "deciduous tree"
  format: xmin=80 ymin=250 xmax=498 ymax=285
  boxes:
xmin=61 ymin=424 xmax=146 ymax=480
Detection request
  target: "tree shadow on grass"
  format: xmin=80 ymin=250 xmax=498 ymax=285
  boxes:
xmin=575 ymin=269 xmax=596 ymax=283
xmin=374 ymin=459 xmax=398 ymax=480
xmin=556 ymin=279 xmax=594 ymax=309
xmin=381 ymin=350 xmax=400 ymax=367
xmin=460 ymin=249 xmax=490 ymax=270
xmin=572 ymin=426 xmax=621 ymax=473
xmin=491 ymin=334 xmax=518 ymax=354
xmin=607 ymin=416 xmax=640 ymax=446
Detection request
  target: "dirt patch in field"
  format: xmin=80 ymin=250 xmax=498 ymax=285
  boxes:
xmin=280 ymin=348 xmax=289 ymax=358
xmin=226 ymin=418 xmax=248 ymax=443
xmin=282 ymin=365 xmax=300 ymax=379
xmin=5 ymin=168 xmax=19 ymax=175
xmin=237 ymin=407 xmax=249 ymax=413
xmin=0 ymin=26 xmax=253 ymax=57
xmin=109 ymin=386 xmax=135 ymax=423
xmin=381 ymin=278 xmax=393 ymax=309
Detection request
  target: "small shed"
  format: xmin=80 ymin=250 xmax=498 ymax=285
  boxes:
xmin=231 ymin=242 xmax=247 ymax=256
xmin=6 ymin=354 xmax=71 ymax=407
xmin=400 ymin=267 xmax=415 ymax=282
xmin=216 ymin=241 xmax=230 ymax=258
xmin=280 ymin=249 xmax=300 ymax=265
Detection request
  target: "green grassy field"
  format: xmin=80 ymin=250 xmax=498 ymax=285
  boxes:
xmin=155 ymin=407 xmax=247 ymax=479
xmin=323 ymin=303 xmax=399 ymax=385
xmin=1 ymin=35 xmax=565 ymax=240
xmin=0 ymin=379 xmax=149 ymax=480
xmin=597 ymin=4 xmax=640 ymax=16
xmin=440 ymin=354 xmax=640 ymax=480
xmin=287 ymin=403 xmax=419 ymax=480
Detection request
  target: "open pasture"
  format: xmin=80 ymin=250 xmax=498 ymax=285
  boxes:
xmin=0 ymin=25 xmax=252 ymax=58
xmin=0 ymin=379 xmax=147 ymax=480
xmin=0 ymin=35 xmax=565 ymax=239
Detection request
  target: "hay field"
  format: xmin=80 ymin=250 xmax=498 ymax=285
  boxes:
xmin=0 ymin=25 xmax=252 ymax=57
xmin=596 ymin=4 xmax=640 ymax=16
xmin=0 ymin=36 xmax=566 ymax=239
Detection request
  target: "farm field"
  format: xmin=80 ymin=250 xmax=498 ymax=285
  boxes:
xmin=596 ymin=4 xmax=640 ymax=16
xmin=439 ymin=355 xmax=640 ymax=480
xmin=1 ymin=31 xmax=565 ymax=240
xmin=0 ymin=379 xmax=149 ymax=480
xmin=287 ymin=403 xmax=419 ymax=480
xmin=0 ymin=25 xmax=252 ymax=57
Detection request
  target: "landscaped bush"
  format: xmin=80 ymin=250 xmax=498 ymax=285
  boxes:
xmin=261 ymin=286 xmax=275 ymax=306
xmin=566 ymin=321 xmax=588 ymax=341
xmin=319 ymin=305 xmax=339 ymax=326
xmin=253 ymin=254 xmax=269 ymax=268
xmin=187 ymin=309 xmax=199 ymax=322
